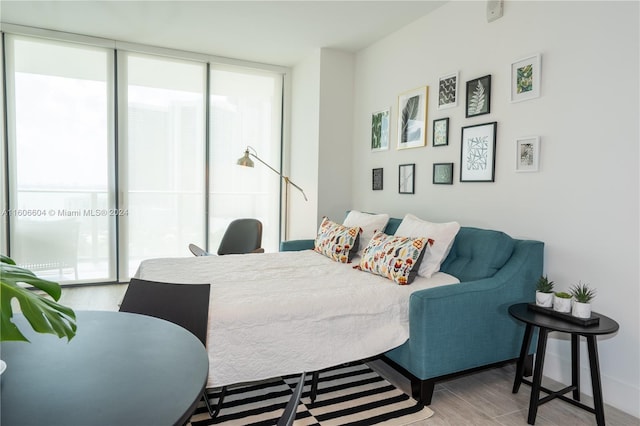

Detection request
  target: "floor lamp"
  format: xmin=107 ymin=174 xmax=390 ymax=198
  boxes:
xmin=237 ymin=146 xmax=307 ymax=241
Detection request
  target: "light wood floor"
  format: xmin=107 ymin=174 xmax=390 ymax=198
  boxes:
xmin=61 ymin=284 xmax=639 ymax=426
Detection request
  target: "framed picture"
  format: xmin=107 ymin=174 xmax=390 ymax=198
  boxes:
xmin=371 ymin=108 xmax=390 ymax=151
xmin=460 ymin=122 xmax=497 ymax=182
xmin=433 ymin=163 xmax=454 ymax=184
xmin=372 ymin=168 xmax=384 ymax=189
xmin=432 ymin=117 xmax=449 ymax=147
xmin=438 ymin=71 xmax=458 ymax=110
xmin=465 ymin=75 xmax=491 ymax=118
xmin=515 ymin=136 xmax=540 ymax=172
xmin=511 ymin=54 xmax=541 ymax=103
xmin=398 ymin=164 xmax=415 ymax=194
xmin=397 ymin=86 xmax=428 ymax=150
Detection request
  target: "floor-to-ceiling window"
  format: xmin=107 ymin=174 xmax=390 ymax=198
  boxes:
xmin=4 ymin=35 xmax=116 ymax=283
xmin=1 ymin=28 xmax=286 ymax=285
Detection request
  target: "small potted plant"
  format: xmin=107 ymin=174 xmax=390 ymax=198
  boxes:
xmin=535 ymin=275 xmax=554 ymax=307
xmin=570 ymin=282 xmax=596 ymax=319
xmin=553 ymin=291 xmax=572 ymax=313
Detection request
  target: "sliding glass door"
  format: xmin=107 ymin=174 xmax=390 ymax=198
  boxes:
xmin=4 ymin=35 xmax=116 ymax=283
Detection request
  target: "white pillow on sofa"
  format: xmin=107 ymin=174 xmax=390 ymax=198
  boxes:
xmin=343 ymin=210 xmax=390 ymax=256
xmin=394 ymin=213 xmax=460 ymax=278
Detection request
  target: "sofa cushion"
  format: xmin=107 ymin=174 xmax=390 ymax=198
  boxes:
xmin=314 ymin=217 xmax=360 ymax=263
xmin=439 ymin=227 xmax=515 ymax=281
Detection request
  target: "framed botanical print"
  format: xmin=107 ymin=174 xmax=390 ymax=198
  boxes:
xmin=515 ymin=136 xmax=540 ymax=172
xmin=432 ymin=117 xmax=449 ymax=147
xmin=399 ymin=164 xmax=415 ymax=194
xmin=372 ymin=168 xmax=384 ymax=189
xmin=397 ymin=86 xmax=428 ymax=149
xmin=438 ymin=71 xmax=458 ymax=110
xmin=465 ymin=75 xmax=491 ymax=118
xmin=510 ymin=54 xmax=541 ymax=103
xmin=460 ymin=122 xmax=497 ymax=182
xmin=433 ymin=163 xmax=454 ymax=184
xmin=371 ymin=108 xmax=390 ymax=151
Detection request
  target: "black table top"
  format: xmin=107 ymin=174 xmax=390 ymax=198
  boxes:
xmin=509 ymin=303 xmax=619 ymax=335
xmin=1 ymin=310 xmax=209 ymax=426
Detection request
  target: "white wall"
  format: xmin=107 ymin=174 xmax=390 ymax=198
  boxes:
xmin=349 ymin=1 xmax=639 ymax=417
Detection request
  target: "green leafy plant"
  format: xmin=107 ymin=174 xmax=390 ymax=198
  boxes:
xmin=570 ymin=282 xmax=596 ymax=303
xmin=1 ymin=255 xmax=76 ymax=342
xmin=554 ymin=291 xmax=572 ymax=299
xmin=536 ymin=275 xmax=554 ymax=293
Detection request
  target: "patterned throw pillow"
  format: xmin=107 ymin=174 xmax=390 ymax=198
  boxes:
xmin=356 ymin=231 xmax=432 ymax=285
xmin=314 ymin=217 xmax=361 ymax=263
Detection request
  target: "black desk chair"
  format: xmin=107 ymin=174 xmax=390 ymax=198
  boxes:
xmin=119 ymin=278 xmax=213 ymax=419
xmin=189 ymin=218 xmax=264 ymax=256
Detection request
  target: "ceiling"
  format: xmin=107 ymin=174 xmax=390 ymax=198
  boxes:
xmin=0 ymin=1 xmax=446 ymax=67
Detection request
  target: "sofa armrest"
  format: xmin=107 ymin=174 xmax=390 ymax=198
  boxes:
xmin=387 ymin=239 xmax=543 ymax=380
xmin=279 ymin=239 xmax=314 ymax=252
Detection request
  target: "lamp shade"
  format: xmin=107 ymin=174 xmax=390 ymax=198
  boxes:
xmin=236 ymin=149 xmax=254 ymax=168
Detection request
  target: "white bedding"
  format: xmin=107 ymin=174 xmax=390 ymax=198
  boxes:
xmin=134 ymin=250 xmax=459 ymax=388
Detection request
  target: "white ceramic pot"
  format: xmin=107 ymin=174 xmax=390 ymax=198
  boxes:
xmin=553 ymin=295 xmax=572 ymax=313
xmin=572 ymin=301 xmax=592 ymax=319
xmin=536 ymin=291 xmax=554 ymax=307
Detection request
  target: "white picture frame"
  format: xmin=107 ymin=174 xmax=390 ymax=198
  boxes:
xmin=371 ymin=108 xmax=390 ymax=151
xmin=397 ymin=86 xmax=428 ymax=150
xmin=437 ymin=71 xmax=459 ymax=110
xmin=515 ymin=136 xmax=540 ymax=172
xmin=510 ymin=54 xmax=541 ymax=103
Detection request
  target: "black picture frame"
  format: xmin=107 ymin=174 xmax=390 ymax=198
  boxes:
xmin=432 ymin=117 xmax=449 ymax=147
xmin=465 ymin=75 xmax=492 ymax=118
xmin=460 ymin=122 xmax=498 ymax=182
xmin=433 ymin=163 xmax=454 ymax=184
xmin=372 ymin=168 xmax=383 ymax=190
xmin=399 ymin=164 xmax=415 ymax=194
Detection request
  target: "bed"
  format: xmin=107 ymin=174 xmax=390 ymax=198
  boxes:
xmin=134 ymin=249 xmax=459 ymax=388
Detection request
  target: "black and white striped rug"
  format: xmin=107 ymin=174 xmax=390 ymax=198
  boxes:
xmin=189 ymin=362 xmax=434 ymax=426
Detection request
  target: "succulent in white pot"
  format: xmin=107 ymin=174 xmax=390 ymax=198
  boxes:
xmin=535 ymin=275 xmax=554 ymax=307
xmin=570 ymin=282 xmax=596 ymax=319
xmin=553 ymin=291 xmax=572 ymax=313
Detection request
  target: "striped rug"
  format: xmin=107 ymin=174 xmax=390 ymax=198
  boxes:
xmin=189 ymin=362 xmax=434 ymax=426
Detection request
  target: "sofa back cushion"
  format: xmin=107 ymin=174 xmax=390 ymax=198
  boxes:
xmin=439 ymin=227 xmax=515 ymax=281
xmin=383 ymin=217 xmax=403 ymax=235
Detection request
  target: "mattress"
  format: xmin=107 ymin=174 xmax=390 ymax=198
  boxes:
xmin=134 ymin=250 xmax=459 ymax=388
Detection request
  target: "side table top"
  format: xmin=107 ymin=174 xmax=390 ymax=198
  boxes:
xmin=509 ymin=303 xmax=619 ymax=335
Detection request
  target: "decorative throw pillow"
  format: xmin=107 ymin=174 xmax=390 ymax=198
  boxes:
xmin=394 ymin=214 xmax=461 ymax=278
xmin=314 ymin=217 xmax=361 ymax=263
xmin=342 ymin=210 xmax=390 ymax=257
xmin=356 ymin=231 xmax=431 ymax=285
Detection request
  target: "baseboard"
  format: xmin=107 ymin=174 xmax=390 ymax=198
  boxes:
xmin=541 ymin=350 xmax=640 ymax=419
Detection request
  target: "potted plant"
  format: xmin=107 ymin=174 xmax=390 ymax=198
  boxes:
xmin=1 ymin=255 xmax=76 ymax=365
xmin=535 ymin=275 xmax=554 ymax=307
xmin=553 ymin=291 xmax=572 ymax=313
xmin=570 ymin=282 xmax=596 ymax=318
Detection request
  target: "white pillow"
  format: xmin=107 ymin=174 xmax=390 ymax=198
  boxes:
xmin=394 ymin=213 xmax=460 ymax=278
xmin=343 ymin=210 xmax=390 ymax=256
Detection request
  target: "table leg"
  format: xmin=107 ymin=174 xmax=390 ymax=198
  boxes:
xmin=528 ymin=327 xmax=548 ymax=425
xmin=586 ymin=336 xmax=606 ymax=426
xmin=513 ymin=323 xmax=534 ymax=394
xmin=571 ymin=334 xmax=580 ymax=401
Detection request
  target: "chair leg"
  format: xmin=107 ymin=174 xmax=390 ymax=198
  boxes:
xmin=310 ymin=371 xmax=320 ymax=403
xmin=203 ymin=386 xmax=227 ymax=419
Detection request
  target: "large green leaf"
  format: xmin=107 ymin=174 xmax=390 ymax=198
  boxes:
xmin=1 ymin=256 xmax=76 ymax=342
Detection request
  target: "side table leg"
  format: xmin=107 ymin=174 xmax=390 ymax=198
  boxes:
xmin=586 ymin=336 xmax=606 ymax=426
xmin=513 ymin=324 xmax=534 ymax=393
xmin=571 ymin=334 xmax=580 ymax=401
xmin=528 ymin=327 xmax=548 ymax=425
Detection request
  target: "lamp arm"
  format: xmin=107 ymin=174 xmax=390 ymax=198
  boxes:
xmin=249 ymin=152 xmax=308 ymax=201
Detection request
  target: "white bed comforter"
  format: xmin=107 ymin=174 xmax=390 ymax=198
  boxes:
xmin=134 ymin=250 xmax=458 ymax=388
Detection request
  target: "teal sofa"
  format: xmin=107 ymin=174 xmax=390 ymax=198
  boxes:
xmin=280 ymin=216 xmax=544 ymax=405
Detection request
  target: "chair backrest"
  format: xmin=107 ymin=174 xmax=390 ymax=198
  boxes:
xmin=119 ymin=278 xmax=210 ymax=346
xmin=217 ymin=218 xmax=263 ymax=255
xmin=188 ymin=243 xmax=210 ymax=257
xmin=277 ymin=372 xmax=305 ymax=426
